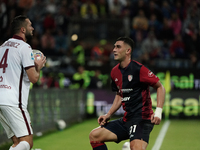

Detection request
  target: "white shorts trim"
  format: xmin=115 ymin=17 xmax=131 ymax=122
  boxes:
xmin=0 ymin=105 xmax=33 ymax=138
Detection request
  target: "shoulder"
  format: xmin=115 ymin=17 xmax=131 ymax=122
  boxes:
xmin=111 ymin=63 xmax=120 ymax=72
xmin=21 ymin=42 xmax=31 ymax=49
xmin=10 ymin=38 xmax=32 ymax=50
xmin=130 ymin=60 xmax=143 ymax=69
xmin=131 ymin=60 xmax=142 ymax=66
xmin=110 ymin=63 xmax=120 ymax=77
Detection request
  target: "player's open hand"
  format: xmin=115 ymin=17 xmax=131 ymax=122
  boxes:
xmin=151 ymin=113 xmax=161 ymax=125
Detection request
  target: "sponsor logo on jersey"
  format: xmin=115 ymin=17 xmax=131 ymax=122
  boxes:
xmin=121 ymin=89 xmax=133 ymax=93
xmin=148 ymin=71 xmax=154 ymax=77
xmin=121 ymin=97 xmax=130 ymax=101
xmin=0 ymin=76 xmax=3 ymax=82
xmin=31 ymin=52 xmax=34 ymax=60
xmin=0 ymin=84 xmax=11 ymax=89
xmin=128 ymin=75 xmax=133 ymax=82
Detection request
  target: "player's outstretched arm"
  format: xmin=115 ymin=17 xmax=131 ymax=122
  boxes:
xmin=98 ymin=93 xmax=122 ymax=126
xmin=151 ymin=81 xmax=165 ymax=125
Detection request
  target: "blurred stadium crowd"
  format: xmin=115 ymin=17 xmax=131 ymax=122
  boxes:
xmin=0 ymin=0 xmax=200 ymax=89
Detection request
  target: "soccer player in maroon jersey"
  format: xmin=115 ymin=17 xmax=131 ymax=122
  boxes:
xmin=89 ymin=37 xmax=165 ymax=150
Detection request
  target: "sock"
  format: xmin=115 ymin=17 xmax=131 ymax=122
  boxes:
xmin=90 ymin=141 xmax=108 ymax=150
xmin=10 ymin=141 xmax=30 ymax=150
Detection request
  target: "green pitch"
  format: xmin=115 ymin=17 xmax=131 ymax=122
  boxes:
xmin=30 ymin=119 xmax=200 ymax=150
xmin=0 ymin=119 xmax=199 ymax=150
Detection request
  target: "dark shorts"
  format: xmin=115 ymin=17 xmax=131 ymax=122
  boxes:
xmin=102 ymin=118 xmax=154 ymax=143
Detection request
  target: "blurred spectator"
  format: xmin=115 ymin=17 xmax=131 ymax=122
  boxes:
xmin=172 ymin=0 xmax=186 ymax=21
xmin=96 ymin=0 xmax=109 ymax=18
xmin=27 ymin=0 xmax=45 ymax=34
xmin=159 ymin=17 xmax=174 ymax=41
xmin=170 ymin=34 xmax=185 ymax=58
xmin=90 ymin=40 xmax=105 ymax=66
xmin=67 ymin=0 xmax=81 ymax=18
xmin=160 ymin=39 xmax=171 ymax=59
xmin=183 ymin=22 xmax=198 ymax=41
xmin=54 ymin=28 xmax=68 ymax=56
xmin=41 ymin=29 xmax=56 ymax=56
xmin=43 ymin=12 xmax=56 ymax=32
xmin=6 ymin=0 xmax=17 ymax=24
xmin=148 ymin=13 xmax=162 ymax=36
xmin=102 ymin=40 xmax=112 ymax=63
xmin=184 ymin=28 xmax=200 ymax=55
xmin=58 ymin=0 xmax=68 ymax=8
xmin=17 ymin=0 xmax=33 ymax=15
xmin=80 ymin=0 xmax=98 ymax=19
xmin=55 ymin=5 xmax=69 ymax=34
xmin=88 ymin=70 xmax=103 ymax=89
xmin=146 ymin=0 xmax=163 ymax=22
xmin=72 ymin=41 xmax=85 ymax=66
xmin=161 ymin=1 xmax=172 ymax=19
xmin=169 ymin=12 xmax=182 ymax=36
xmin=132 ymin=30 xmax=146 ymax=59
xmin=38 ymin=72 xmax=60 ymax=89
xmin=58 ymin=73 xmax=71 ymax=88
xmin=121 ymin=0 xmax=132 ymax=37
xmin=186 ymin=0 xmax=200 ymax=20
xmin=189 ymin=51 xmax=198 ymax=68
xmin=132 ymin=9 xmax=148 ymax=31
xmin=140 ymin=31 xmax=161 ymax=64
xmin=70 ymin=66 xmax=91 ymax=89
xmin=0 ymin=0 xmax=8 ymax=43
xmin=45 ymin=0 xmax=57 ymax=15
xmin=183 ymin=5 xmax=199 ymax=34
xmin=131 ymin=0 xmax=148 ymax=18
xmin=108 ymin=0 xmax=125 ymax=18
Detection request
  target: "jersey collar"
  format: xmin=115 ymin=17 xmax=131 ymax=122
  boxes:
xmin=12 ymin=35 xmax=24 ymax=41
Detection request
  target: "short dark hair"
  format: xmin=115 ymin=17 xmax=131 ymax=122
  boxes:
xmin=116 ymin=37 xmax=135 ymax=52
xmin=11 ymin=15 xmax=28 ymax=35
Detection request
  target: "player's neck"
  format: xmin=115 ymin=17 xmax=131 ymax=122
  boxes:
xmin=14 ymin=33 xmax=26 ymax=42
xmin=120 ymin=58 xmax=131 ymax=68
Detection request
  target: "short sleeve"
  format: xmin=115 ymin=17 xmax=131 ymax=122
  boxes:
xmin=140 ymin=65 xmax=159 ymax=86
xmin=20 ymin=44 xmax=35 ymax=69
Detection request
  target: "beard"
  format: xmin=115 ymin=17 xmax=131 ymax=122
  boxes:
xmin=25 ymin=32 xmax=33 ymax=42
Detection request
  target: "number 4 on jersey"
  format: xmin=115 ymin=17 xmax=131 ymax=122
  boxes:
xmin=0 ymin=49 xmax=9 ymax=73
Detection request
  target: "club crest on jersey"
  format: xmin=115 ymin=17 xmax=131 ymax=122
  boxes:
xmin=128 ymin=75 xmax=133 ymax=82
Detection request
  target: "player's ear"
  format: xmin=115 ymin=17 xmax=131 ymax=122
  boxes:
xmin=21 ymin=27 xmax=26 ymax=33
xmin=126 ymin=48 xmax=131 ymax=54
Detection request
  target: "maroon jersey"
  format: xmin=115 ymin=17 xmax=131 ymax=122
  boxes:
xmin=111 ymin=60 xmax=159 ymax=123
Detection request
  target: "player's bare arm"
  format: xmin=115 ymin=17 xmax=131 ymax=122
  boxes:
xmin=26 ymin=54 xmax=46 ymax=83
xmin=98 ymin=92 xmax=122 ymax=126
xmin=151 ymin=81 xmax=165 ymax=125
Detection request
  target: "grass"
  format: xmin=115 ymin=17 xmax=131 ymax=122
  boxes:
xmin=160 ymin=120 xmax=200 ymax=150
xmin=1 ymin=119 xmax=200 ymax=150
xmin=31 ymin=118 xmax=164 ymax=150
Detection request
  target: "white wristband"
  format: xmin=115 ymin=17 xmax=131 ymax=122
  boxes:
xmin=154 ymin=107 xmax=162 ymax=119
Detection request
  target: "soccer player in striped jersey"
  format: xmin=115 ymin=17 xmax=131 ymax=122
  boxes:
xmin=89 ymin=37 xmax=165 ymax=150
xmin=0 ymin=15 xmax=46 ymax=150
